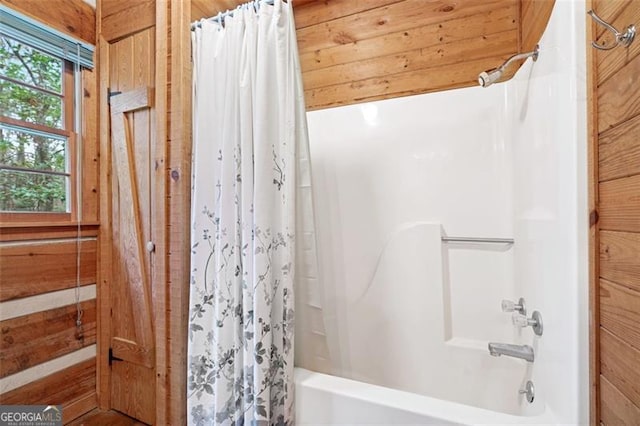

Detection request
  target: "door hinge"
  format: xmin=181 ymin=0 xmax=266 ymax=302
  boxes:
xmin=108 ymin=348 xmax=124 ymax=366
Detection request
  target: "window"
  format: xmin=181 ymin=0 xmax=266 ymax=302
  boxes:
xmin=0 ymin=35 xmax=76 ymax=217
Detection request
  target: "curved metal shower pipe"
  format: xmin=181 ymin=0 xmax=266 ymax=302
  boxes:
xmin=477 ymin=45 xmax=539 ymax=88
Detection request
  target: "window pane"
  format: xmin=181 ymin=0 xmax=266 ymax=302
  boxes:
xmin=0 ymin=125 xmax=66 ymax=173
xmin=0 ymin=79 xmax=63 ymax=128
xmin=0 ymin=169 xmax=68 ymax=212
xmin=0 ymin=36 xmax=63 ymax=93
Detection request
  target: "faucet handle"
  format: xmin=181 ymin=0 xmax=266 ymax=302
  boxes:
xmin=512 ymin=313 xmax=530 ymax=327
xmin=502 ymin=297 xmax=526 ymax=315
xmin=512 ymin=311 xmax=544 ymax=336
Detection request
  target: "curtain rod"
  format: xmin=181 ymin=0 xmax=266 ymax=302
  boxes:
xmin=190 ymin=0 xmax=278 ymax=31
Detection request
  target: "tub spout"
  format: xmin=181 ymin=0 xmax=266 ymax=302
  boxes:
xmin=488 ymin=342 xmax=534 ymax=362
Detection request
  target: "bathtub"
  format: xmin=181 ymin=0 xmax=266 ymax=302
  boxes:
xmin=294 ymin=368 xmax=557 ymax=425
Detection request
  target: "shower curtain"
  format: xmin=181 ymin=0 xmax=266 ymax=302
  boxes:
xmin=188 ymin=1 xmax=312 ymax=424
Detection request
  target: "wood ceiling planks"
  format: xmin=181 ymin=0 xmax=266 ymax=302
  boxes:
xmin=297 ymin=0 xmax=521 ymax=109
xmin=191 ymin=0 xmax=554 ymax=110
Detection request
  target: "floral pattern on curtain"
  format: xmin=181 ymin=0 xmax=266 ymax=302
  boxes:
xmin=188 ymin=1 xmax=311 ymax=425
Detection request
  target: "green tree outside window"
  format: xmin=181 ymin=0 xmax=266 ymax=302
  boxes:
xmin=0 ymin=36 xmax=71 ymax=212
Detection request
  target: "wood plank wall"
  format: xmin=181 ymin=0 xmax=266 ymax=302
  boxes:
xmin=0 ymin=225 xmax=99 ymax=424
xmin=0 ymin=0 xmax=96 ymax=45
xmin=297 ymin=0 xmax=519 ymax=109
xmin=589 ymin=0 xmax=640 ymax=423
xmin=520 ymin=0 xmax=555 ymax=52
xmin=166 ymin=0 xmax=187 ymax=423
xmin=0 ymin=1 xmax=99 ymax=423
xmin=191 ymin=0 xmax=555 ymax=111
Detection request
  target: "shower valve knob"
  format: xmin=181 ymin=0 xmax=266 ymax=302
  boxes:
xmin=512 ymin=311 xmax=544 ymax=336
xmin=512 ymin=314 xmax=531 ymax=327
xmin=501 ymin=298 xmax=526 ymax=315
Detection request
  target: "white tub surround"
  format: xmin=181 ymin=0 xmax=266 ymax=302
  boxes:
xmin=296 ymin=0 xmax=587 ymax=424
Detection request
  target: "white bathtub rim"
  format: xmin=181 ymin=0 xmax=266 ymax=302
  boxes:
xmin=294 ymin=368 xmax=558 ymax=425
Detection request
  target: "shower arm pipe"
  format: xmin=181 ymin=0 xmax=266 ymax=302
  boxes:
xmin=441 ymin=236 xmax=514 ymax=244
xmin=478 ymin=45 xmax=539 ymax=87
xmin=492 ymin=48 xmax=540 ymax=75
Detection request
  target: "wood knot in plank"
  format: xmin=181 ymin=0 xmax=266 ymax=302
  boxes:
xmin=438 ymin=5 xmax=454 ymax=12
xmin=333 ymin=31 xmax=356 ymax=45
xmin=171 ymin=170 xmax=180 ymax=182
xmin=17 ymin=353 xmax=31 ymax=369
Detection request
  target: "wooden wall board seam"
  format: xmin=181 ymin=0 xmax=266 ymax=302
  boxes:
xmin=598 ymin=174 xmax=640 ymax=233
xmin=100 ymin=0 xmax=155 ymax=43
xmin=0 ymin=300 xmax=97 ymax=378
xmin=600 ymin=374 xmax=640 ymax=425
xmin=302 ymin=29 xmax=518 ymax=90
xmin=0 ymin=229 xmax=99 ymax=243
xmin=595 ymin=2 xmax=640 ymax=86
xmin=298 ymin=4 xmax=519 ymax=73
xmin=303 ymin=55 xmax=508 ymax=110
xmin=0 ymin=286 xmax=96 ymax=322
xmin=62 ymin=392 xmax=98 ymax=424
xmin=600 ymin=278 xmax=640 ymax=352
xmin=597 ymin=51 xmax=640 ymax=132
xmin=599 ymin=229 xmax=640 ymax=293
xmin=293 ymin=0 xmax=405 ymax=29
xmin=598 ymin=112 xmax=640 ymax=183
xmin=295 ymin=0 xmax=515 ymax=54
xmin=0 ymin=345 xmax=95 ymax=395
xmin=600 ymin=327 xmax=640 ymax=409
xmin=0 ymin=235 xmax=96 ymax=245
xmin=0 ymin=357 xmax=97 ymax=426
xmin=0 ymin=0 xmax=96 ymax=45
xmin=0 ymin=239 xmax=98 ymax=302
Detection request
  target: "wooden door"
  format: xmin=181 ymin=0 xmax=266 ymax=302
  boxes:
xmin=107 ymin=29 xmax=156 ymax=425
xmin=589 ymin=0 xmax=640 ymax=423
